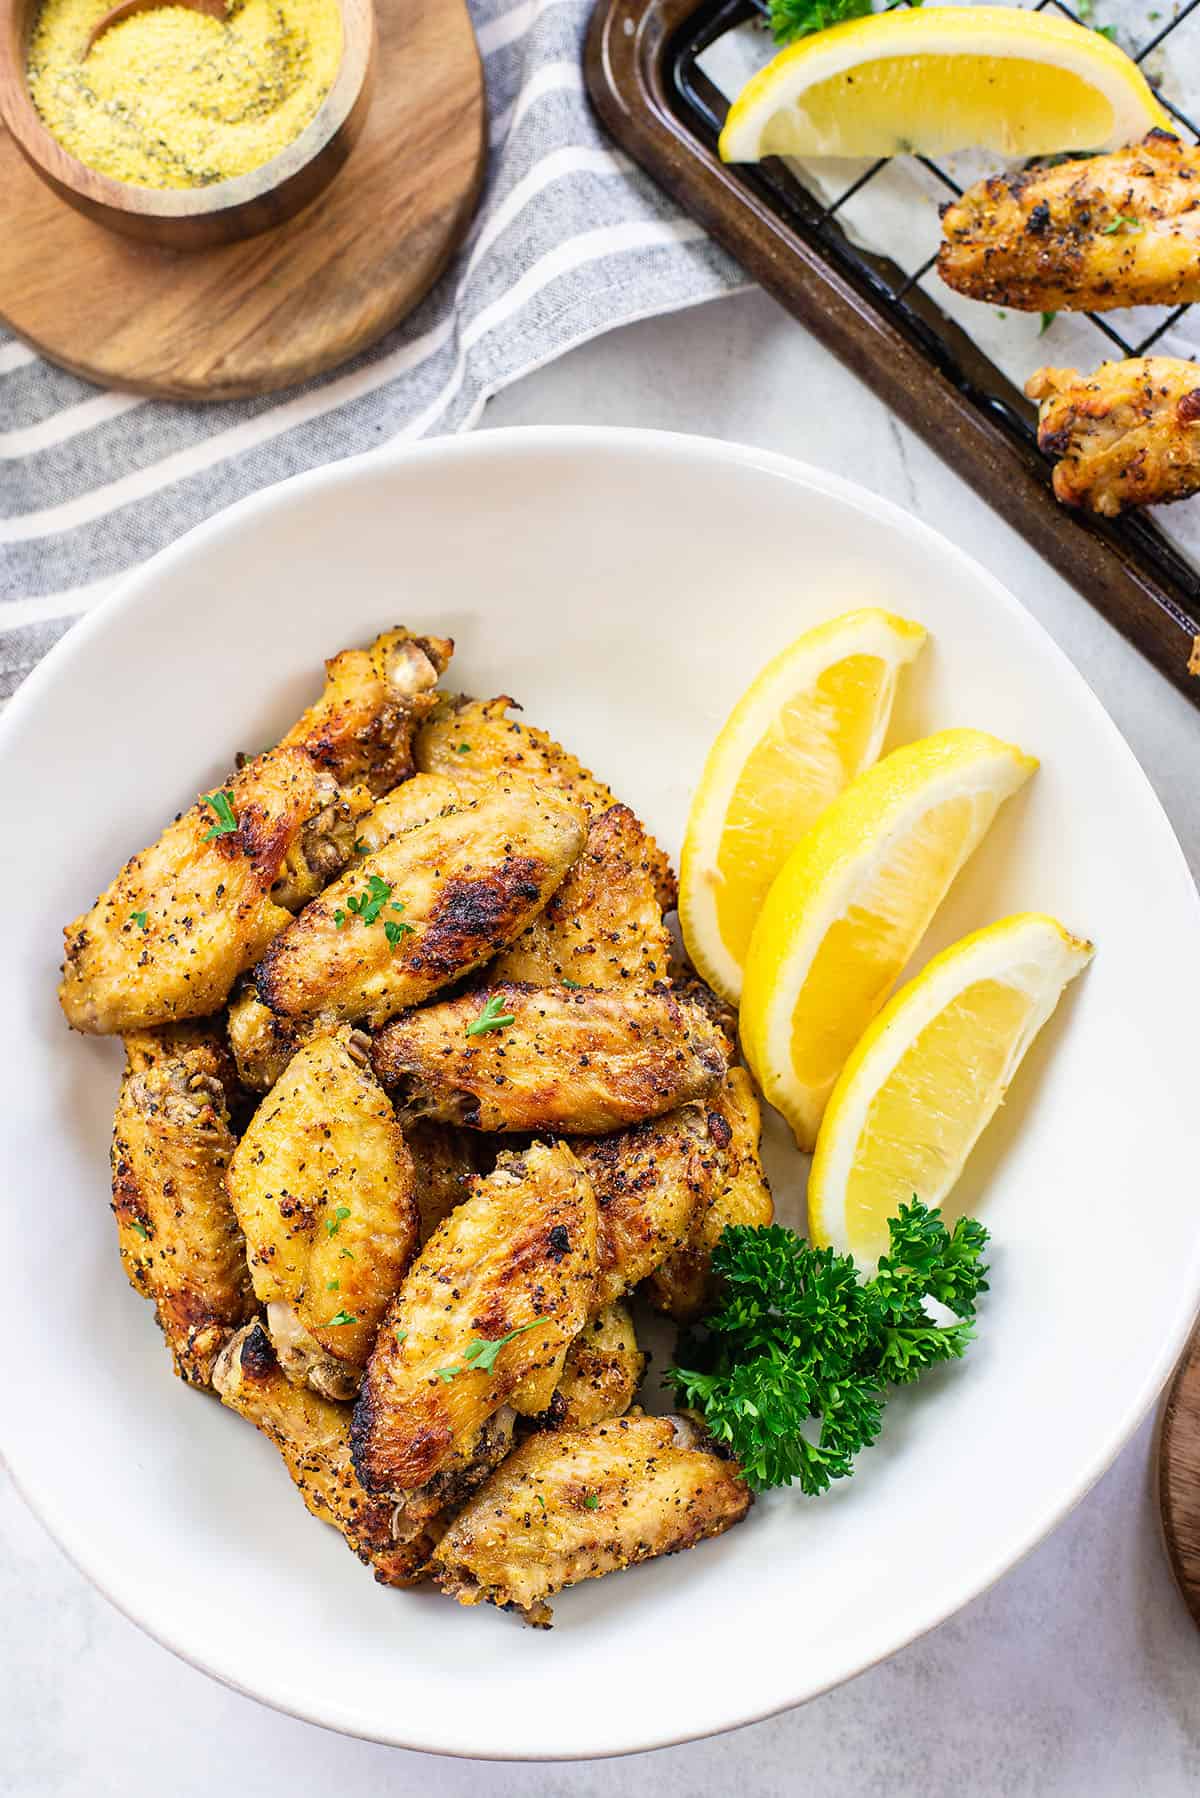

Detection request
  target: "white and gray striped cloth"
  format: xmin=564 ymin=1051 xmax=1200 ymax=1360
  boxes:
xmin=0 ymin=0 xmax=743 ymax=696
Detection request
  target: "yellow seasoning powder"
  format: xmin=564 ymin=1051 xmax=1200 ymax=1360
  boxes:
xmin=27 ymin=0 xmax=343 ymax=188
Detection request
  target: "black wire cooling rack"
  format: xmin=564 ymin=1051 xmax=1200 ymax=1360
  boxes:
xmin=586 ymin=0 xmax=1200 ymax=704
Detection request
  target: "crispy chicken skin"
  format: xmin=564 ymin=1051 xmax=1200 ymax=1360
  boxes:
xmin=225 ymin=777 xmax=462 ymax=1091
xmin=62 ymin=748 xmax=330 ymax=1036
xmin=59 ymin=632 xmax=453 ymax=1037
xmin=645 ymin=1067 xmax=773 ymax=1322
xmin=254 ymin=786 xmax=586 ymax=1030
xmin=351 ymin=1143 xmax=599 ymax=1496
xmin=1027 ymin=356 xmax=1200 ymax=514
xmin=226 ymin=1028 xmax=419 ymax=1398
xmin=373 ymin=984 xmax=730 ymax=1135
xmin=938 ymin=132 xmax=1200 ymax=313
xmin=213 ymin=1322 xmax=435 ymax=1586
xmin=491 ymin=805 xmax=670 ymax=989
xmin=432 ymin=1411 xmax=751 ymax=1625
xmin=112 ymin=1023 xmax=254 ymax=1385
xmin=540 ymin=1303 xmax=644 ymax=1432
xmin=279 ymin=628 xmax=453 ymax=797
xmin=227 ymin=984 xmax=307 ymax=1093
xmin=417 ymin=697 xmax=677 ymax=910
xmin=405 ymin=1119 xmax=482 ymax=1245
xmin=572 ymin=1102 xmax=722 ymax=1311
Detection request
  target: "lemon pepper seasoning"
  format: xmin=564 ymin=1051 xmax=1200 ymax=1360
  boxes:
xmin=26 ymin=0 xmax=342 ymax=189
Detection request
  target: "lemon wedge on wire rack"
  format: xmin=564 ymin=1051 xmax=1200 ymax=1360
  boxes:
xmin=807 ymin=913 xmax=1093 ymax=1265
xmin=679 ymin=608 xmax=926 ymax=1006
xmin=739 ymin=727 xmax=1037 ymax=1152
xmin=719 ymin=5 xmax=1171 ymax=163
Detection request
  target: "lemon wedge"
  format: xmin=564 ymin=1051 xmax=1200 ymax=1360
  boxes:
xmin=808 ymin=913 xmax=1093 ymax=1263
xmin=719 ymin=6 xmax=1170 ymax=163
xmin=740 ymin=728 xmax=1037 ymax=1151
xmin=679 ymin=608 xmax=926 ymax=1005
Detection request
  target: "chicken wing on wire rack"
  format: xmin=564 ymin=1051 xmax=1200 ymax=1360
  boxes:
xmin=625 ymin=0 xmax=1200 ymax=692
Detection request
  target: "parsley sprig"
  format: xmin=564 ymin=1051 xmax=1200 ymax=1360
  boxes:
xmin=665 ymin=1201 xmax=989 ymax=1495
xmin=466 ymin=994 xmax=515 ymax=1037
xmin=434 ymin=1320 xmax=544 ymax=1382
xmin=201 ymin=790 xmax=238 ymax=841
xmin=769 ymin=0 xmax=921 ymax=46
xmin=333 ymin=874 xmax=414 ymax=949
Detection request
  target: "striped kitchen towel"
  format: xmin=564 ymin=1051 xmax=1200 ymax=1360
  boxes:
xmin=0 ymin=0 xmax=744 ymax=696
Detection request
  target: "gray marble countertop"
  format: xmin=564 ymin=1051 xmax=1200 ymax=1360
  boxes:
xmin=5 ymin=288 xmax=1199 ymax=1797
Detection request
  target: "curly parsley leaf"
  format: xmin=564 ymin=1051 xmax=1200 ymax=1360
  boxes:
xmin=665 ymin=1201 xmax=988 ymax=1495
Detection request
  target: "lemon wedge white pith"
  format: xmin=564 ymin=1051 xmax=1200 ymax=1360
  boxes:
xmin=808 ymin=913 xmax=1094 ymax=1264
xmin=679 ymin=608 xmax=926 ymax=1005
xmin=739 ymin=728 xmax=1037 ymax=1153
xmin=719 ymin=6 xmax=1170 ymax=164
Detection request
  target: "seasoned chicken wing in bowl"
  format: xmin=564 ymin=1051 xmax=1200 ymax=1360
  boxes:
xmin=1 ymin=429 xmax=1198 ymax=1758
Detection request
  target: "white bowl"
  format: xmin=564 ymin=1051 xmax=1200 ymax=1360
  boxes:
xmin=1 ymin=428 xmax=1198 ymax=1761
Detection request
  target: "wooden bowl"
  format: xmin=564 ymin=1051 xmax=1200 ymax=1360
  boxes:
xmin=0 ymin=0 xmax=375 ymax=249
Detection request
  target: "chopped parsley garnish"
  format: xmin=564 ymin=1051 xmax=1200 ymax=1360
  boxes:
xmin=130 ymin=1220 xmax=149 ymax=1240
xmin=466 ymin=994 xmax=515 ymax=1037
xmin=1100 ymin=215 xmax=1142 ymax=234
xmin=325 ymin=1205 xmax=351 ymax=1239
xmin=583 ymin=1492 xmax=600 ymax=1511
xmin=666 ymin=1201 xmax=989 ymax=1495
xmin=535 ymin=1493 xmax=546 ymax=1510
xmin=201 ymin=790 xmax=238 ymax=840
xmin=562 ymin=977 xmax=583 ymax=990
xmin=1040 ymin=311 xmax=1057 ymax=335
xmin=1096 ymin=22 xmax=1117 ymax=37
xmin=354 ymin=839 xmax=370 ymax=854
xmin=455 ymin=743 xmax=471 ymax=754
xmin=339 ymin=1246 xmax=355 ymax=1260
xmin=348 ymin=873 xmax=394 ymax=925
xmin=129 ymin=909 xmax=148 ymax=931
xmin=394 ymin=1327 xmax=408 ymax=1347
xmin=433 ymin=1320 xmax=544 ymax=1382
xmin=335 ymin=875 xmax=412 ymax=943
xmin=327 ymin=1310 xmax=358 ymax=1327
xmin=326 ymin=1279 xmax=339 ymax=1292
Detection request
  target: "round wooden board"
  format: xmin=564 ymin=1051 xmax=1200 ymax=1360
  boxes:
xmin=1158 ymin=1323 xmax=1200 ymax=1627
xmin=0 ymin=0 xmax=485 ymax=399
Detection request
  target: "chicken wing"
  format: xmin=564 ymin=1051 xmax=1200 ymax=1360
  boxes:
xmin=254 ymin=786 xmax=585 ymax=1030
xmin=417 ymin=697 xmax=677 ymax=909
xmin=539 ymin=1302 xmax=644 ymax=1432
xmin=226 ymin=1029 xmax=419 ymax=1398
xmin=571 ymin=1095 xmax=731 ymax=1309
xmin=405 ymin=1119 xmax=482 ymax=1245
xmin=212 ymin=1322 xmax=436 ymax=1586
xmin=112 ymin=1023 xmax=254 ymax=1385
xmin=350 ymin=1142 xmax=598 ymax=1496
xmin=59 ymin=631 xmax=452 ymax=1036
xmin=372 ymin=984 xmax=730 ymax=1135
xmin=1027 ymin=356 xmax=1200 ymax=514
xmin=644 ymin=1067 xmax=773 ymax=1322
xmin=938 ymin=131 xmax=1200 ymax=313
xmin=225 ymin=776 xmax=462 ymax=1090
xmin=432 ymin=1411 xmax=751 ymax=1625
xmin=491 ymin=805 xmax=670 ymax=989
xmin=278 ymin=626 xmax=453 ymax=797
